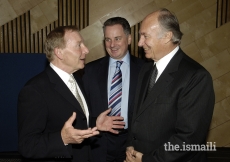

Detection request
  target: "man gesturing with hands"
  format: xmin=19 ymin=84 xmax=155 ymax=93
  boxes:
xmin=17 ymin=26 xmax=124 ymax=162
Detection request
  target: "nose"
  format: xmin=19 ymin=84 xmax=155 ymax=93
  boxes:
xmin=110 ymin=40 xmax=115 ymax=47
xmin=82 ymin=44 xmax=89 ymax=55
xmin=138 ymin=36 xmax=144 ymax=47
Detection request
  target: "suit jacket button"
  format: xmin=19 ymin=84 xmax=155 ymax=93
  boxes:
xmin=133 ymin=136 xmax=136 ymax=140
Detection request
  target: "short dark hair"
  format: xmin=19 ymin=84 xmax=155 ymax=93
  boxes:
xmin=158 ymin=8 xmax=183 ymax=44
xmin=103 ymin=17 xmax=131 ymax=35
xmin=44 ymin=26 xmax=79 ymax=61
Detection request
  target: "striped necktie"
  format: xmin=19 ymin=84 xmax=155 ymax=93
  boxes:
xmin=108 ymin=61 xmax=123 ymax=116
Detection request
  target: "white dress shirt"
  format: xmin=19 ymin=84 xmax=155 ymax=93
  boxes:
xmin=155 ymin=46 xmax=179 ymax=82
xmin=50 ymin=63 xmax=89 ymax=125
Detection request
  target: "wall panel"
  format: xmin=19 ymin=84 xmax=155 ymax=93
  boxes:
xmin=0 ymin=0 xmax=89 ymax=53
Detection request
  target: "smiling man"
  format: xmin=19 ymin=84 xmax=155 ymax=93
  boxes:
xmin=83 ymin=17 xmax=144 ymax=162
xmin=17 ymin=26 xmax=125 ymax=162
xmin=125 ymin=8 xmax=215 ymax=162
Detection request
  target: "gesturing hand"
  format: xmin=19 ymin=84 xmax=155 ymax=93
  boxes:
xmin=96 ymin=108 xmax=125 ymax=134
xmin=61 ymin=112 xmax=99 ymax=145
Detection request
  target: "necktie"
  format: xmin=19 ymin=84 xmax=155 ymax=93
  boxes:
xmin=68 ymin=75 xmax=86 ymax=114
xmin=109 ymin=61 xmax=123 ymax=116
xmin=147 ymin=63 xmax=158 ymax=94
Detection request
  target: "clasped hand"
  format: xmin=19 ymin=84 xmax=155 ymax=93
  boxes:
xmin=125 ymin=146 xmax=143 ymax=162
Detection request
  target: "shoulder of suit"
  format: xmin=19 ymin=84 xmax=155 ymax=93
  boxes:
xmin=130 ymin=54 xmax=145 ymax=66
xmin=22 ymin=70 xmax=50 ymax=92
xmin=173 ymin=53 xmax=210 ymax=78
xmin=181 ymin=54 xmax=205 ymax=69
xmin=85 ymin=56 xmax=108 ymax=67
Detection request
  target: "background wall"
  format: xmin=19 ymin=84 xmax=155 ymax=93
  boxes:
xmin=0 ymin=54 xmax=47 ymax=152
xmin=0 ymin=0 xmax=230 ymax=150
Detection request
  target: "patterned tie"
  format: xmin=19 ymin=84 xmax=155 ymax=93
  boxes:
xmin=68 ymin=75 xmax=86 ymax=114
xmin=109 ymin=61 xmax=123 ymax=116
xmin=147 ymin=63 xmax=158 ymax=94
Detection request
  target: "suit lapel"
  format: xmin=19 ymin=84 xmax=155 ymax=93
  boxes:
xmin=98 ymin=56 xmax=110 ymax=110
xmin=139 ymin=72 xmax=174 ymax=114
xmin=129 ymin=55 xmax=144 ymax=111
xmin=134 ymin=62 xmax=152 ymax=115
xmin=135 ymin=49 xmax=184 ymax=118
xmin=46 ymin=66 xmax=85 ymax=115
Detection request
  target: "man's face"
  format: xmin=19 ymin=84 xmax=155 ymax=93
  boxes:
xmin=104 ymin=24 xmax=131 ymax=60
xmin=138 ymin=14 xmax=166 ymax=61
xmin=60 ymin=31 xmax=89 ymax=73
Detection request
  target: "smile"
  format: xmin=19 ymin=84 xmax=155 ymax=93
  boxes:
xmin=111 ymin=49 xmax=119 ymax=51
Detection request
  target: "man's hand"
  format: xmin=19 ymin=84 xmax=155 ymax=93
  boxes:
xmin=96 ymin=108 xmax=125 ymax=134
xmin=125 ymin=146 xmax=143 ymax=162
xmin=61 ymin=112 xmax=99 ymax=145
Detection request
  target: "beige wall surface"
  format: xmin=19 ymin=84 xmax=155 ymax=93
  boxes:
xmin=0 ymin=0 xmax=45 ymax=26
xmin=0 ymin=0 xmax=230 ymax=147
xmin=30 ymin=0 xmax=58 ymax=33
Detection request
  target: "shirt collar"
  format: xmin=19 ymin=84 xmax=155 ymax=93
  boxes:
xmin=109 ymin=51 xmax=130 ymax=66
xmin=50 ymin=63 xmax=72 ymax=84
xmin=155 ymin=46 xmax=179 ymax=75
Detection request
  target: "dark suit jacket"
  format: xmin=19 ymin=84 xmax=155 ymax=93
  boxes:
xmin=127 ymin=48 xmax=215 ymax=162
xmin=82 ymin=54 xmax=144 ymax=162
xmin=18 ymin=66 xmax=91 ymax=162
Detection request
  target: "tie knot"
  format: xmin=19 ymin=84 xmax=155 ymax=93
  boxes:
xmin=69 ymin=75 xmax=75 ymax=83
xmin=116 ymin=61 xmax=123 ymax=68
xmin=153 ymin=63 xmax=157 ymax=70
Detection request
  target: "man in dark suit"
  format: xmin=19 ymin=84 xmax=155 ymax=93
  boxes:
xmin=82 ymin=17 xmax=144 ymax=162
xmin=125 ymin=8 xmax=215 ymax=162
xmin=17 ymin=26 xmax=125 ymax=162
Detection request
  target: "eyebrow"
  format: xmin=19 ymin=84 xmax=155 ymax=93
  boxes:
xmin=77 ymin=40 xmax=83 ymax=44
xmin=139 ymin=32 xmax=146 ymax=35
xmin=105 ymin=36 xmax=122 ymax=38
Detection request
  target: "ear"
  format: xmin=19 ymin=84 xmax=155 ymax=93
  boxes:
xmin=164 ymin=31 xmax=173 ymax=44
xmin=128 ymin=34 xmax=132 ymax=45
xmin=54 ymin=47 xmax=63 ymax=60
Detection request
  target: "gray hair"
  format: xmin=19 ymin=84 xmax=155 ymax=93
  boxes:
xmin=158 ymin=8 xmax=183 ymax=44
